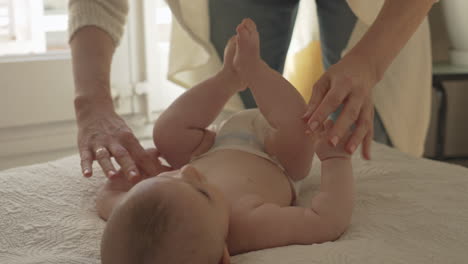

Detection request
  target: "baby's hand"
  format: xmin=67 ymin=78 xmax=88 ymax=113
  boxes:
xmin=315 ymin=120 xmax=352 ymax=161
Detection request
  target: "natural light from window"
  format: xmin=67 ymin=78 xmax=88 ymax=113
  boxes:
xmin=0 ymin=0 xmax=68 ymax=56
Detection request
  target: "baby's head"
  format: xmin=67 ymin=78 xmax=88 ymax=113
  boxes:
xmin=101 ymin=165 xmax=231 ymax=264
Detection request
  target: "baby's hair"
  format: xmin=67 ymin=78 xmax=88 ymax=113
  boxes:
xmin=101 ymin=191 xmax=170 ymax=264
xmin=101 ymin=185 xmax=225 ymax=264
xmin=126 ymin=194 xmax=170 ymax=262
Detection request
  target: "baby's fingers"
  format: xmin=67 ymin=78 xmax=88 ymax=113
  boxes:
xmin=324 ymin=119 xmax=334 ymax=130
xmin=303 ymin=75 xmax=329 ymax=121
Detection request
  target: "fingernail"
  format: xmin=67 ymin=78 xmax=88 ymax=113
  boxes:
xmin=309 ymin=121 xmax=319 ymax=132
xmin=130 ymin=170 xmax=138 ymax=179
xmin=108 ymin=170 xmax=116 ymax=178
xmin=330 ymin=136 xmax=339 ymax=146
xmin=83 ymin=168 xmax=91 ymax=177
xmin=349 ymin=144 xmax=356 ymax=153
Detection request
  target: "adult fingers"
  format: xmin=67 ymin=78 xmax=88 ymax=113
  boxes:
xmin=307 ymin=76 xmax=351 ymax=132
xmin=145 ymin=147 xmax=173 ymax=175
xmin=328 ymin=94 xmax=363 ymax=146
xmin=108 ymin=144 xmax=140 ymax=182
xmin=362 ymin=108 xmax=374 ymax=160
xmin=324 ymin=119 xmax=334 ymax=131
xmin=147 ymin=148 xmax=174 ymax=175
xmin=316 ymin=119 xmax=334 ymax=142
xmin=79 ymin=148 xmax=93 ymax=177
xmin=123 ymin=136 xmax=159 ymax=178
xmin=93 ymin=146 xmax=117 ymax=179
xmin=344 ymin=101 xmax=373 ymax=157
xmin=303 ymin=74 xmax=329 ymax=121
xmin=145 ymin=148 xmax=161 ymax=162
xmin=362 ymin=130 xmax=373 ymax=159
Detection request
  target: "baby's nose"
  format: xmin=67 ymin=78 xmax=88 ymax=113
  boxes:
xmin=180 ymin=165 xmax=206 ymax=182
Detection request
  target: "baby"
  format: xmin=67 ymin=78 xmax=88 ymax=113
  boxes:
xmin=97 ymin=19 xmax=354 ymax=264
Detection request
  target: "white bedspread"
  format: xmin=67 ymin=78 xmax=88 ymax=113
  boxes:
xmin=1 ymin=142 xmax=468 ymax=263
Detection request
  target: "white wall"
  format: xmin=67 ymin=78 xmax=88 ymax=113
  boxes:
xmin=0 ymin=2 xmax=146 ymax=170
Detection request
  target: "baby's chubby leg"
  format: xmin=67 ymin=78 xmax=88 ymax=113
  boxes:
xmin=153 ymin=37 xmax=246 ymax=168
xmin=233 ymin=19 xmax=315 ymax=181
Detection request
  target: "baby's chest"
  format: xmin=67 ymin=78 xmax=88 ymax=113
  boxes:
xmin=207 ymin=167 xmax=292 ymax=205
xmin=192 ymin=150 xmax=293 ymax=204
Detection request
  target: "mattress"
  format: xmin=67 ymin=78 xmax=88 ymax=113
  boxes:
xmin=1 ymin=142 xmax=467 ymax=263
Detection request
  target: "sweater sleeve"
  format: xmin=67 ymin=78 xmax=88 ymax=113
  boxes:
xmin=68 ymin=0 xmax=129 ymax=46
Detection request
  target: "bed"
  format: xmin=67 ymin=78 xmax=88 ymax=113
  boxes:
xmin=1 ymin=141 xmax=467 ymax=263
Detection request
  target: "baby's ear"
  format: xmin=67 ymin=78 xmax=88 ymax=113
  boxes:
xmin=219 ymin=246 xmax=230 ymax=264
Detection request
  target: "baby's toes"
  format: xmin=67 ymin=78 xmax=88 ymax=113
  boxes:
xmin=224 ymin=36 xmax=237 ymax=62
xmin=243 ymin=18 xmax=257 ymax=35
xmin=236 ymin=23 xmax=249 ymax=42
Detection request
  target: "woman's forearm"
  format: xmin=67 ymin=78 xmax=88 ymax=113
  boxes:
xmin=70 ymin=26 xmax=117 ymax=117
xmin=347 ymin=0 xmax=437 ymax=81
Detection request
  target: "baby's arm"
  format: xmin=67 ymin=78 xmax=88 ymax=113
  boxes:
xmin=230 ymin=199 xmax=349 ymax=253
xmin=306 ymin=121 xmax=354 ymax=236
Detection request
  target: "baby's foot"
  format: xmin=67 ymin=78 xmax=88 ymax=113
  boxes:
xmin=222 ymin=36 xmax=247 ymax=91
xmin=233 ymin=18 xmax=262 ymax=84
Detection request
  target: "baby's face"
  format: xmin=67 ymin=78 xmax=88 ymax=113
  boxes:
xmin=102 ymin=165 xmax=230 ymax=262
xmin=130 ymin=164 xmax=230 ymax=241
xmin=146 ymin=164 xmax=230 ymax=228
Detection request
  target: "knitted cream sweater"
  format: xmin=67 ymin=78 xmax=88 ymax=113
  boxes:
xmin=68 ymin=0 xmax=128 ymax=45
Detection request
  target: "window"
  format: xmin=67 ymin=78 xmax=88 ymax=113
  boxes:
xmin=0 ymin=0 xmax=185 ymax=169
xmin=0 ymin=0 xmax=68 ymax=56
xmin=144 ymin=0 xmax=185 ymax=111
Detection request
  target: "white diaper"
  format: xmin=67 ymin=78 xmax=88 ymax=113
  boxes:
xmin=195 ymin=109 xmax=302 ymax=201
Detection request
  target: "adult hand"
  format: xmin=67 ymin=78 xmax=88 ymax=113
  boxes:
xmin=76 ymin=98 xmax=164 ymax=182
xmin=302 ymin=53 xmax=380 ymax=160
xmin=113 ymin=148 xmax=173 ymax=184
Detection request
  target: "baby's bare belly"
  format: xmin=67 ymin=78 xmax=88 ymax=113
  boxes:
xmin=191 ymin=149 xmax=293 ymax=206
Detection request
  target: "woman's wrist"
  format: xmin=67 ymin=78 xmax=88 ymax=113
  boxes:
xmin=342 ymin=47 xmax=383 ymax=84
xmin=74 ymin=93 xmax=115 ymax=121
xmin=344 ymin=0 xmax=436 ymax=83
